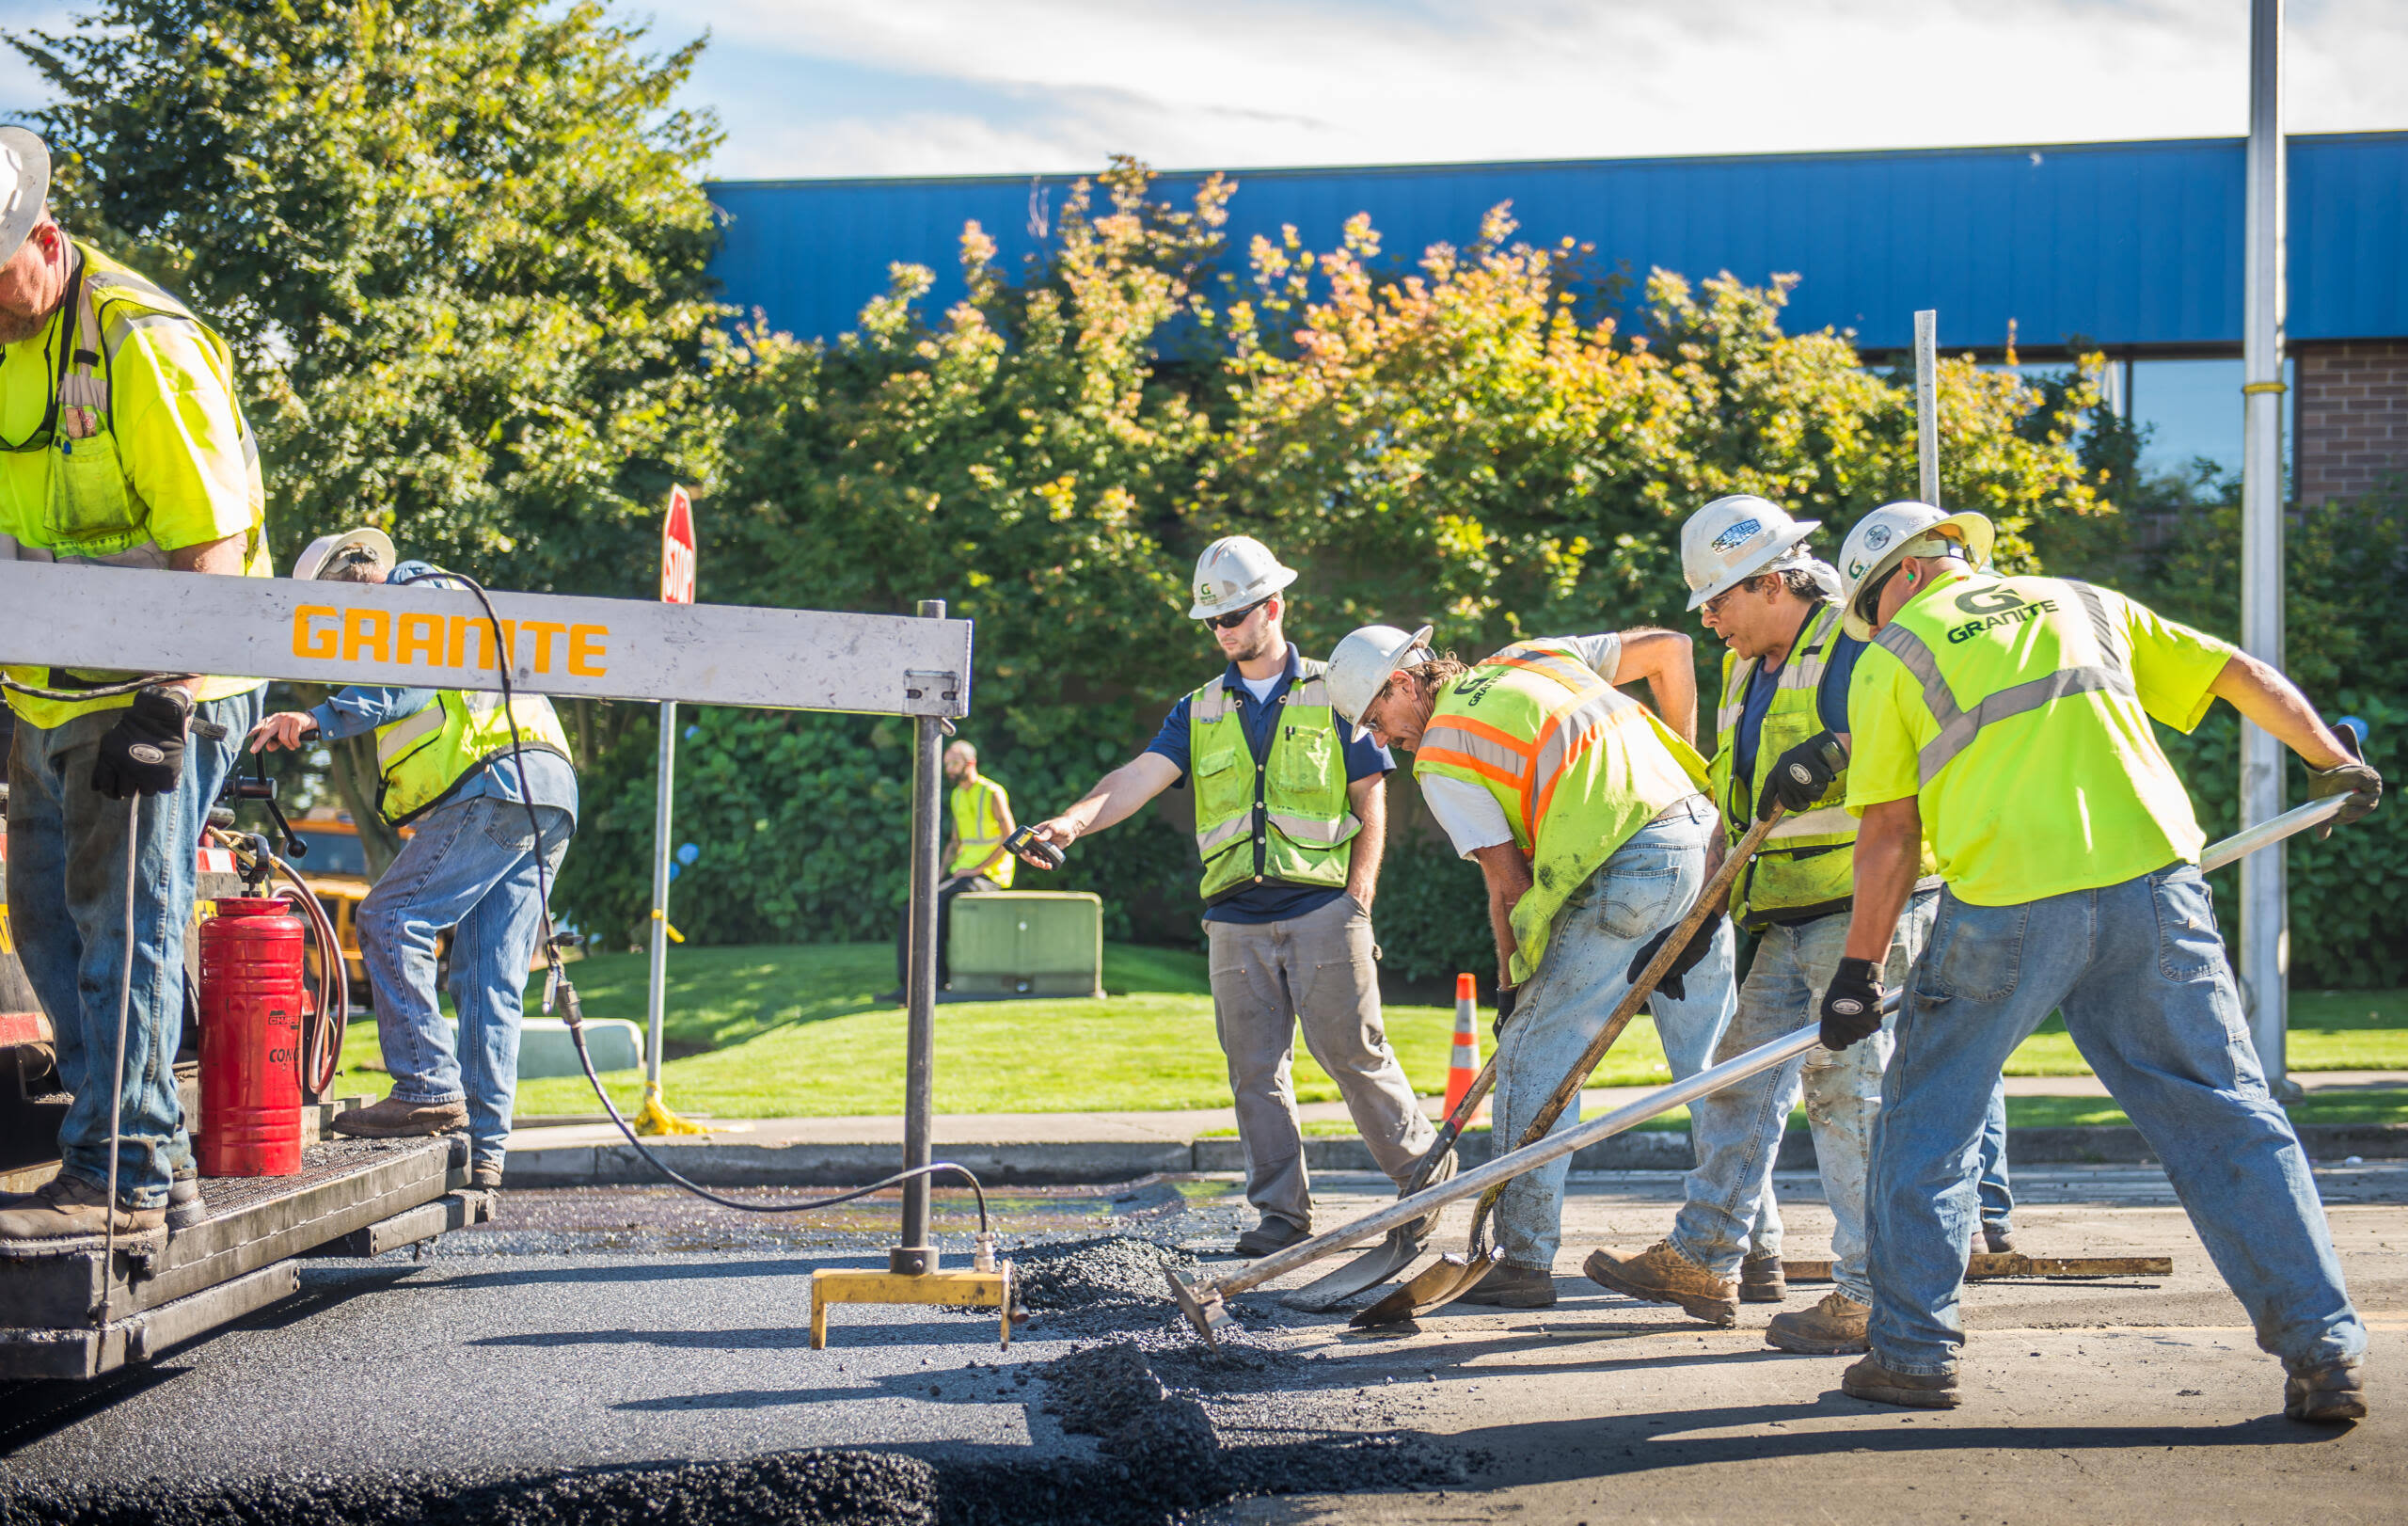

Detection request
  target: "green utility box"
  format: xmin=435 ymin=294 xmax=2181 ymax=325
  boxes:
xmin=947 ymin=892 xmax=1105 ymax=998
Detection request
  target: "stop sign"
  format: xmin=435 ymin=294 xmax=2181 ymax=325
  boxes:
xmin=661 ymin=484 xmax=696 ymax=604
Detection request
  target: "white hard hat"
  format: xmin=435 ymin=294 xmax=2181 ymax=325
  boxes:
xmin=293 ymin=527 xmax=397 ymax=582
xmin=0 ymin=128 xmax=50 ymax=267
xmin=1680 ymin=495 xmax=1822 ymax=611
xmin=1189 ymin=534 xmax=1298 ymax=620
xmin=1326 ymin=624 xmax=1435 ymax=743
xmin=1835 ymin=501 xmax=1996 ymax=641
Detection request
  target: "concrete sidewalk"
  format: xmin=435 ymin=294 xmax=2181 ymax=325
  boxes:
xmin=498 ymin=1069 xmax=2408 ymax=1188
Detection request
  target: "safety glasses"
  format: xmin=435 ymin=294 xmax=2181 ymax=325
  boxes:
xmin=1203 ymin=598 xmax=1269 ymax=631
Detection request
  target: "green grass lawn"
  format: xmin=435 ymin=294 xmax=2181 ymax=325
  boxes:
xmin=325 ymin=943 xmax=2408 ymax=1121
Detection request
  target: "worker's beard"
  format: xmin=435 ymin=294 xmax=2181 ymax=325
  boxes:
xmin=0 ymin=303 xmax=48 ymax=344
xmin=1227 ymin=624 xmax=1282 ymax=666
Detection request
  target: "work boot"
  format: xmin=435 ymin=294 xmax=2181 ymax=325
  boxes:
xmin=1448 ymin=1262 xmax=1557 ymax=1309
xmin=1766 ymin=1291 xmax=1870 ymax=1354
xmin=2284 ymin=1359 xmax=2368 ymax=1424
xmin=330 ymin=1095 xmax=468 ymax=1138
xmin=468 ymin=1160 xmax=505 ymax=1191
xmin=1840 ymin=1354 xmax=1961 ymax=1408
xmin=1740 ymin=1252 xmax=1787 ymax=1303
xmin=1583 ymin=1240 xmax=1737 ymax=1327
xmin=1980 ymin=1222 xmax=2016 ymax=1254
xmin=1234 ymin=1216 xmax=1310 ymax=1257
xmin=0 ymin=1172 xmax=166 ymax=1256
xmin=1399 ymin=1148 xmax=1459 ymax=1242
xmin=166 ymin=1171 xmax=207 ymax=1232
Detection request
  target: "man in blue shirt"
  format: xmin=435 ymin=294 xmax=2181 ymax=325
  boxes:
xmin=1015 ymin=537 xmax=1437 ymax=1256
xmin=246 ymin=530 xmax=577 ymax=1188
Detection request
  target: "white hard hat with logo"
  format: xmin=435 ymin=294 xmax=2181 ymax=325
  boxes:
xmin=1835 ymin=501 xmax=1996 ymax=641
xmin=1326 ymin=623 xmax=1435 ymax=742
xmin=1681 ymin=495 xmax=1822 ymax=611
xmin=293 ymin=527 xmax=398 ymax=582
xmin=1189 ymin=535 xmax=1298 ymax=620
xmin=0 ymin=128 xmax=48 ymax=267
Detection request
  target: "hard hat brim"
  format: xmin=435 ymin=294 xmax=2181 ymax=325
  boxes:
xmin=1346 ymin=624 xmax=1435 ymax=744
xmin=1684 ymin=518 xmax=1822 ymax=611
xmin=1840 ymin=511 xmax=1996 ymax=641
xmin=0 ymin=129 xmax=49 ymax=268
xmin=293 ymin=527 xmax=398 ymax=582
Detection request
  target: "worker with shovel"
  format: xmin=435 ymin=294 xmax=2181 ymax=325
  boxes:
xmin=1826 ymin=501 xmax=2380 ymax=1422
xmin=1011 ymin=536 xmax=1436 ymax=1257
xmin=1330 ymin=619 xmax=1735 ymax=1309
xmin=1585 ymin=496 xmax=2010 ymax=1347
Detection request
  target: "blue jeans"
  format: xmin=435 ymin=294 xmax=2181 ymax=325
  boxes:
xmin=7 ymin=688 xmax=259 ymax=1207
xmin=1867 ymin=866 xmax=2365 ymax=1376
xmin=358 ymin=794 xmax=572 ymax=1165
xmin=1493 ymin=797 xmax=1737 ymax=1271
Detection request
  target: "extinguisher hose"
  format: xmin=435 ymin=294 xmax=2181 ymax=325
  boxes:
xmin=262 ymin=848 xmax=349 ymax=1097
xmin=401 ymin=567 xmax=993 ymax=1235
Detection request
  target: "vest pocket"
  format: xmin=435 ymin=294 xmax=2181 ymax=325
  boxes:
xmin=42 ymin=434 xmax=142 ymax=545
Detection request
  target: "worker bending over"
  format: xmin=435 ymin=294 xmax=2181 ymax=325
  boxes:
xmin=1825 ymin=501 xmax=2380 ymax=1422
xmin=1014 ymin=537 xmax=1435 ymax=1257
xmin=1333 ymin=618 xmax=1735 ymax=1309
xmin=248 ymin=530 xmax=578 ymax=1191
xmin=0 ymin=129 xmax=270 ymax=1248
xmin=890 ymin=740 xmax=1014 ymax=998
xmin=1591 ymin=497 xmax=2009 ymax=1347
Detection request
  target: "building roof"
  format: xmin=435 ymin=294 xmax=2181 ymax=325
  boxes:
xmin=705 ymin=132 xmax=2407 ymax=355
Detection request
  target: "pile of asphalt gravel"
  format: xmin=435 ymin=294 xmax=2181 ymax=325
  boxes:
xmin=1008 ymin=1235 xmax=1204 ymax=1330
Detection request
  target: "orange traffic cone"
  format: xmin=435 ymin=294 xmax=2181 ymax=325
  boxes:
xmin=1443 ymin=973 xmax=1487 ymax=1123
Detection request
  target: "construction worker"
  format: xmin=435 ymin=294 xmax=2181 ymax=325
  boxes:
xmin=246 ymin=530 xmax=577 ymax=1190
xmin=0 ymin=130 xmax=272 ymax=1249
xmin=1824 ymin=501 xmax=2381 ymax=1422
xmin=1012 ymin=536 xmax=1436 ymax=1256
xmin=1331 ymin=619 xmax=1736 ymax=1309
xmin=889 ymin=740 xmax=1013 ymax=999
xmin=1585 ymin=496 xmax=2012 ymax=1345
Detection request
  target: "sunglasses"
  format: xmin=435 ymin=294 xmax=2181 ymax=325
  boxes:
xmin=1203 ymin=598 xmax=1269 ymax=631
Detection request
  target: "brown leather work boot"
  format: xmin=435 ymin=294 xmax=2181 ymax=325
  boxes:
xmin=1740 ymin=1253 xmax=1787 ymax=1303
xmin=1766 ymin=1290 xmax=1870 ymax=1354
xmin=1583 ymin=1240 xmax=1736 ymax=1327
xmin=330 ymin=1095 xmax=468 ymax=1138
xmin=1841 ymin=1354 xmax=1961 ymax=1407
xmin=0 ymin=1172 xmax=166 ymax=1256
xmin=1449 ymin=1262 xmax=1557 ymax=1309
xmin=2285 ymin=1359 xmax=2367 ymax=1424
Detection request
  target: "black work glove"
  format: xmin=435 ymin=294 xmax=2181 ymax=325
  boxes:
xmin=91 ymin=686 xmax=192 ymax=800
xmin=1758 ymin=730 xmax=1850 ymax=821
xmin=2307 ymin=728 xmax=2381 ymax=839
xmin=1492 ymin=983 xmax=1517 ymax=1039
xmin=1819 ymin=956 xmax=1885 ymax=1051
xmin=1625 ymin=914 xmax=1723 ymax=1002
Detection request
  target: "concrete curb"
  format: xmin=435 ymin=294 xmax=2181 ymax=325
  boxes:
xmin=502 ymin=1121 xmax=2408 ymax=1187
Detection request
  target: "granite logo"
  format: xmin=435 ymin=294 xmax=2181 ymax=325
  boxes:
xmin=1946 ymin=584 xmax=2057 ymax=644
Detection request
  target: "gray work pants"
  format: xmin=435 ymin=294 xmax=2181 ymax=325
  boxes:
xmin=1205 ymin=894 xmax=1436 ymax=1231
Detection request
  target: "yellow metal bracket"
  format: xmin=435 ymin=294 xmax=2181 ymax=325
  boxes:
xmin=809 ymin=1264 xmax=1016 ymax=1349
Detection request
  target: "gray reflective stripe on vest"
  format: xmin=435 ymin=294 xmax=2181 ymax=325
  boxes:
xmin=1714 ymin=604 xmax=1840 ymax=734
xmin=103 ymin=310 xmax=204 ymax=361
xmin=1874 ymin=581 xmax=2134 ymax=787
xmin=375 ymin=701 xmax=448 ymax=770
xmin=1530 ymin=685 xmax=1647 ymax=792
xmin=1196 ymin=813 xmax=1253 ymax=855
xmin=85 ymin=267 xmax=190 ymax=313
xmin=1192 ymin=683 xmax=1236 ymax=723
xmin=1421 ymin=719 xmax=1528 ymax=778
xmin=1265 ymin=809 xmax=1360 ymax=847
xmin=1765 ymin=803 xmax=1856 ymax=839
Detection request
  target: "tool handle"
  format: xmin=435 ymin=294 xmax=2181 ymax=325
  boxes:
xmin=1002 ymin=823 xmax=1065 ymax=870
xmin=1402 ymin=1054 xmax=1498 ymax=1193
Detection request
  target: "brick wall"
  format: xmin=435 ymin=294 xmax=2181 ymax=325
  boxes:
xmin=2297 ymin=340 xmax=2408 ymax=503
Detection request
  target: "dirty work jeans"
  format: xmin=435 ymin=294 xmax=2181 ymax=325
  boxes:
xmin=1495 ymin=797 xmax=1736 ymax=1273
xmin=359 ymin=794 xmax=573 ymax=1168
xmin=8 ymin=688 xmax=259 ymax=1207
xmin=1867 ymin=866 xmax=2366 ymax=1377
xmin=1206 ymin=893 xmax=1436 ymax=1231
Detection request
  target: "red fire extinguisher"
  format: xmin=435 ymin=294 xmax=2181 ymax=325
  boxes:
xmin=197 ymin=897 xmax=307 ymax=1176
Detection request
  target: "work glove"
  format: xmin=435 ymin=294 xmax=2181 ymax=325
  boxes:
xmin=2307 ymin=729 xmax=2381 ymax=839
xmin=91 ymin=686 xmax=192 ymax=800
xmin=1758 ymin=730 xmax=1850 ymax=820
xmin=1819 ymin=957 xmax=1885 ymax=1051
xmin=1625 ymin=914 xmax=1723 ymax=1003
xmin=1492 ymin=982 xmax=1517 ymax=1038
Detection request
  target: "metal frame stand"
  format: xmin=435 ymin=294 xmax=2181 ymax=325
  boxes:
xmin=893 ymin=597 xmax=945 ymax=1277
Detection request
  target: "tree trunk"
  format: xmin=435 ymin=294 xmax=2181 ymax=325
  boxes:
xmin=327 ymin=731 xmax=404 ymax=881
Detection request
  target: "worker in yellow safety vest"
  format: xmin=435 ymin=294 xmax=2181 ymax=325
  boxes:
xmin=1821 ymin=501 xmax=2382 ymax=1421
xmin=889 ymin=739 xmax=1016 ymax=996
xmin=1331 ymin=617 xmax=1735 ymax=1310
xmin=1012 ymin=537 xmax=1437 ymax=1258
xmin=246 ymin=530 xmax=578 ymax=1191
xmin=0 ymin=129 xmax=272 ymax=1252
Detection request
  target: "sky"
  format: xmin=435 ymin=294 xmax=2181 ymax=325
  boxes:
xmin=0 ymin=0 xmax=2402 ymax=181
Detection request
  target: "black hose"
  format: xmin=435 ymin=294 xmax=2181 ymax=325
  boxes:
xmin=395 ymin=566 xmax=992 ymax=1236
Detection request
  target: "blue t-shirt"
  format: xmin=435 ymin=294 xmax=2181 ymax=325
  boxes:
xmin=1731 ymin=617 xmax=1864 ymax=787
xmin=1146 ymin=645 xmax=1395 ymax=925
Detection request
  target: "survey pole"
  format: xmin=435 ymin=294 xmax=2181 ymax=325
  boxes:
xmin=893 ymin=598 xmax=947 ymax=1275
xmin=640 ymin=485 xmax=705 ymax=1135
xmin=2241 ymin=0 xmax=2293 ymax=1095
xmin=1915 ymin=310 xmax=1940 ymax=504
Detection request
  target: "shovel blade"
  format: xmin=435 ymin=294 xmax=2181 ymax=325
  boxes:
xmin=1165 ymin=1268 xmax=1230 ymax=1347
xmin=1281 ymin=1224 xmax=1427 ymax=1313
xmin=1350 ymin=1245 xmax=1504 ymax=1329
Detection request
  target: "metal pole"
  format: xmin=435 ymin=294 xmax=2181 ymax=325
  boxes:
xmin=644 ymin=699 xmax=675 ymax=1099
xmin=2241 ymin=0 xmax=2293 ymax=1096
xmin=1914 ymin=310 xmax=1941 ymax=504
xmin=893 ymin=598 xmax=945 ymax=1275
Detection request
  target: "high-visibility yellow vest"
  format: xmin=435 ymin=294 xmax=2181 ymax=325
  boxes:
xmin=949 ymin=772 xmax=1014 ymax=888
xmin=1705 ymin=603 xmax=1941 ymax=928
xmin=374 ymin=688 xmax=574 ymax=825
xmin=1415 ymin=640 xmax=1709 ymax=985
xmin=1188 ymin=661 xmax=1358 ymax=903
xmin=1 ymin=243 xmax=271 ymax=728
